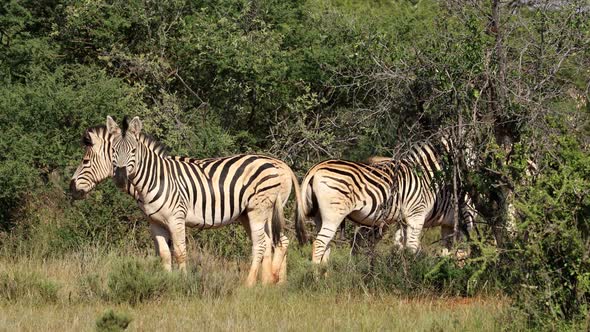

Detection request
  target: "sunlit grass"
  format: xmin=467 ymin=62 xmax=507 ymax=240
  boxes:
xmin=0 ymin=246 xmax=511 ymax=331
xmin=0 ymin=292 xmax=507 ymax=331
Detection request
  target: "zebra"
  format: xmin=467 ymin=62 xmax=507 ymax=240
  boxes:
xmin=294 ymin=136 xmax=476 ymax=264
xmin=71 ymin=116 xmax=304 ymax=286
xmin=367 ymin=156 xmax=476 ymax=256
xmin=70 ymin=125 xmax=116 ymax=200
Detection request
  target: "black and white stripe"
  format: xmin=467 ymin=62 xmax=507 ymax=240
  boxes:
xmin=73 ymin=116 xmax=304 ymax=287
xmin=295 ymin=136 xmax=476 ymax=263
xmin=70 ymin=126 xmax=115 ymax=199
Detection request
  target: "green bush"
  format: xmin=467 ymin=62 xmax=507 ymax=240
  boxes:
xmin=286 ymin=245 xmax=492 ymax=298
xmin=1 ymin=186 xmax=150 ymax=258
xmin=106 ymin=257 xmax=173 ymax=305
xmin=505 ymin=132 xmax=590 ymax=329
xmin=96 ymin=309 xmax=132 ymax=332
xmin=283 ymin=247 xmax=357 ymax=294
xmin=79 ymin=252 xmax=241 ymax=304
xmin=187 ymin=250 xmax=241 ymax=299
xmin=79 ymin=273 xmax=105 ymax=302
xmin=190 ymin=226 xmax=251 ymax=261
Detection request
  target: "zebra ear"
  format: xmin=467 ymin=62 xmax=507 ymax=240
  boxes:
xmin=106 ymin=116 xmax=121 ymax=136
xmin=127 ymin=117 xmax=142 ymax=137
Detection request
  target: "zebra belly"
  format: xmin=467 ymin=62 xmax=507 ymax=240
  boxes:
xmin=184 ymin=208 xmax=242 ymax=229
xmin=348 ymin=207 xmax=394 ymax=227
xmin=137 ymin=202 xmax=242 ymax=229
xmin=423 ymin=202 xmax=450 ymax=228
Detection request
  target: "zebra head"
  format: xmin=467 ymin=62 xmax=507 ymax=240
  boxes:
xmin=110 ymin=116 xmax=142 ymax=189
xmin=70 ymin=123 xmax=118 ymax=200
xmin=460 ymin=195 xmax=478 ymax=240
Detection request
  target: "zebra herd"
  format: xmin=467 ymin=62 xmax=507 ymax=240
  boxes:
xmin=70 ymin=116 xmax=476 ymax=286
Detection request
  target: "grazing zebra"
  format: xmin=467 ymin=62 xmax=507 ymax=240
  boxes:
xmin=295 ymin=136 xmax=476 ymax=264
xmin=71 ymin=117 xmax=304 ymax=286
xmin=367 ymin=156 xmax=476 ymax=256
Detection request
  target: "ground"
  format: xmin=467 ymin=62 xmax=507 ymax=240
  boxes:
xmin=0 ymin=293 xmax=505 ymax=331
xmin=0 ymin=242 xmax=508 ymax=332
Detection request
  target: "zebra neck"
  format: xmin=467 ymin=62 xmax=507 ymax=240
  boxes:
xmin=407 ymin=143 xmax=443 ymax=172
xmin=128 ymin=142 xmax=164 ymax=197
xmin=125 ymin=182 xmax=141 ymax=201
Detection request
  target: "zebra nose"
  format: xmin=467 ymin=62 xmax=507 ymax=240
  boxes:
xmin=69 ymin=179 xmax=84 ymax=200
xmin=114 ymin=167 xmax=127 ymax=188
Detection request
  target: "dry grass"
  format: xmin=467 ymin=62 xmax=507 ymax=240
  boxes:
xmin=0 ymin=292 xmax=507 ymax=331
xmin=0 ymin=248 xmax=509 ymax=332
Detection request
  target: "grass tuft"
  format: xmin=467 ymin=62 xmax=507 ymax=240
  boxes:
xmin=106 ymin=257 xmax=172 ymax=305
xmin=96 ymin=309 xmax=132 ymax=332
xmin=0 ymin=271 xmax=59 ymax=304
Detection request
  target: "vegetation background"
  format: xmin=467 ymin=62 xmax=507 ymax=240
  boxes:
xmin=0 ymin=0 xmax=588 ymax=330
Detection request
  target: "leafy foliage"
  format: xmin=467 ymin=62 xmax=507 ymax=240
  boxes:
xmin=106 ymin=258 xmax=173 ymax=305
xmin=507 ymin=128 xmax=590 ymax=327
xmin=0 ymin=0 xmax=588 ymax=328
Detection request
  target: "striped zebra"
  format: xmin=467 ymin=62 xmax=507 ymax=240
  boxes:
xmin=367 ymin=156 xmax=476 ymax=256
xmin=71 ymin=116 xmax=304 ymax=286
xmin=70 ymin=125 xmax=115 ymax=200
xmin=294 ymin=136 xmax=476 ymax=264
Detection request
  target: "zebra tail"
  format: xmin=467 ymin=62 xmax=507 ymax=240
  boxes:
xmin=271 ymin=193 xmax=284 ymax=246
xmin=293 ymin=171 xmax=309 ymax=245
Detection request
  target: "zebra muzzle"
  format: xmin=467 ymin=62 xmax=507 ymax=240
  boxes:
xmin=114 ymin=167 xmax=128 ymax=188
xmin=69 ymin=179 xmax=86 ymax=200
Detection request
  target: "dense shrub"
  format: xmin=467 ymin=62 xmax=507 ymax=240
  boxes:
xmin=106 ymin=258 xmax=175 ymax=305
xmin=96 ymin=309 xmax=132 ymax=332
xmin=285 ymin=245 xmax=494 ymax=298
xmin=104 ymin=253 xmax=239 ymax=304
xmin=504 ymin=131 xmax=590 ymax=329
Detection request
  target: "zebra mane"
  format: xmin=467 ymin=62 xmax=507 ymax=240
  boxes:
xmin=398 ymin=128 xmax=460 ymax=164
xmin=122 ymin=116 xmax=129 ymax=137
xmin=137 ymin=133 xmax=170 ymax=157
xmin=364 ymin=156 xmax=393 ymax=164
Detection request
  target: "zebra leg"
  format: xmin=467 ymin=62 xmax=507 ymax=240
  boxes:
xmin=393 ymin=227 xmax=406 ymax=249
xmin=245 ymin=209 xmax=273 ymax=287
xmin=440 ymin=225 xmax=454 ymax=256
xmin=169 ymin=218 xmax=187 ymax=272
xmin=405 ymin=215 xmax=426 ymax=253
xmin=320 ymin=246 xmax=331 ymax=264
xmin=149 ymin=222 xmax=172 ymax=272
xmin=240 ymin=215 xmax=264 ymax=286
xmin=260 ymin=220 xmax=274 ymax=285
xmin=272 ymin=233 xmax=289 ymax=284
xmin=312 ymin=209 xmax=346 ymax=264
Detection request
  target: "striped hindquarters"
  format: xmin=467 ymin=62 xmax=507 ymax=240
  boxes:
xmin=299 ymin=159 xmax=397 ymax=227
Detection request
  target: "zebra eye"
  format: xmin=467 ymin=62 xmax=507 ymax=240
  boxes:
xmin=83 ymin=159 xmax=90 ymax=165
xmin=82 ymin=136 xmax=92 ymax=147
xmin=131 ymin=148 xmax=136 ymax=154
